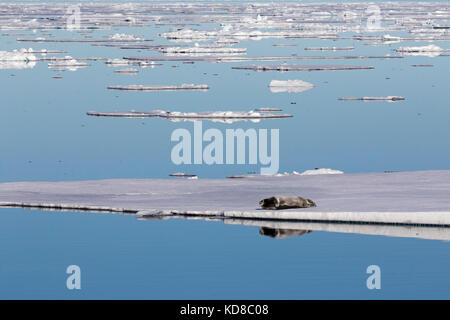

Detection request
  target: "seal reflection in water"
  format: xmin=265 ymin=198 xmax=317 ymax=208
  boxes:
xmin=260 ymin=228 xmax=312 ymax=239
xmin=259 ymin=196 xmax=317 ymax=210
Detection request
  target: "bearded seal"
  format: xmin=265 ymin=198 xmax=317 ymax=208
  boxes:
xmin=259 ymin=195 xmax=316 ymax=210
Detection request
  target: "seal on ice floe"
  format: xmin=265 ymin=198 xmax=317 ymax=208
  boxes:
xmin=259 ymin=196 xmax=316 ymax=210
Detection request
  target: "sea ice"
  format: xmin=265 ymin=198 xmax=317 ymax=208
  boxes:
xmin=109 ymin=33 xmax=142 ymax=41
xmin=107 ymin=84 xmax=209 ymax=91
xmin=396 ymin=44 xmax=448 ymax=57
xmin=299 ymin=168 xmax=344 ymax=175
xmin=269 ymin=80 xmax=314 ymax=93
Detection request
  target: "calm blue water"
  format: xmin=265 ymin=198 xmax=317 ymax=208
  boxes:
xmin=1 ymin=2 xmax=449 ymax=299
xmin=1 ymin=208 xmax=449 ymax=299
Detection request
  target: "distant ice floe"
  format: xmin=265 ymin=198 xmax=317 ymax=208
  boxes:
xmin=272 ymin=168 xmax=344 ymax=177
xmin=114 ymin=68 xmax=139 ymax=74
xmin=395 ymin=45 xmax=448 ymax=57
xmin=338 ymin=96 xmax=405 ymax=102
xmin=169 ymin=172 xmax=198 ymax=179
xmin=109 ymin=33 xmax=141 ymax=41
xmin=0 ymin=48 xmax=37 ymax=69
xmin=160 ymin=44 xmax=246 ymax=56
xmin=0 ymin=48 xmax=36 ymax=61
xmin=297 ymin=168 xmax=344 ymax=175
xmin=105 ymin=59 xmax=160 ymax=68
xmin=160 ymin=27 xmax=336 ymax=43
xmin=107 ymin=84 xmax=209 ymax=91
xmin=233 ymin=64 xmax=374 ymax=72
xmin=304 ymin=47 xmax=354 ymax=51
xmin=48 ymin=56 xmax=87 ymax=71
xmin=269 ymin=80 xmax=314 ymax=93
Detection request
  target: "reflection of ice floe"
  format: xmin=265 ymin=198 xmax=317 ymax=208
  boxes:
xmin=396 ymin=44 xmax=448 ymax=57
xmin=86 ymin=109 xmax=292 ymax=123
xmin=0 ymin=60 xmax=36 ymax=70
xmin=107 ymin=84 xmax=209 ymax=91
xmin=259 ymin=228 xmax=312 ymax=239
xmin=254 ymin=107 xmax=282 ymax=112
xmin=338 ymin=96 xmax=405 ymax=102
xmin=0 ymin=48 xmax=37 ymax=69
xmin=269 ymin=80 xmax=314 ymax=93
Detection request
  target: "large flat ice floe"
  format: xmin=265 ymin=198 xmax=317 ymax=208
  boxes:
xmin=1 ymin=170 xmax=450 ymax=228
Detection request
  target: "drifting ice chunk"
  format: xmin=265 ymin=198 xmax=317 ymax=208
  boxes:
xmin=269 ymin=80 xmax=314 ymax=93
xmin=396 ymin=44 xmax=444 ymax=52
xmin=87 ymin=109 xmax=293 ymax=123
xmin=160 ymin=46 xmax=246 ymax=55
xmin=300 ymin=168 xmax=344 ymax=175
xmin=382 ymin=34 xmax=401 ymax=42
xmin=304 ymin=47 xmax=354 ymax=51
xmin=169 ymin=173 xmax=198 ymax=178
xmin=48 ymin=56 xmax=88 ymax=71
xmin=114 ymin=68 xmax=139 ymax=74
xmin=0 ymin=48 xmax=36 ymax=61
xmin=109 ymin=33 xmax=141 ymax=41
xmin=107 ymin=84 xmax=209 ymax=91
xmin=233 ymin=64 xmax=374 ymax=72
xmin=338 ymin=96 xmax=405 ymax=102
xmin=396 ymin=45 xmax=447 ymax=57
xmin=254 ymin=107 xmax=282 ymax=112
xmin=0 ymin=48 xmax=37 ymax=69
